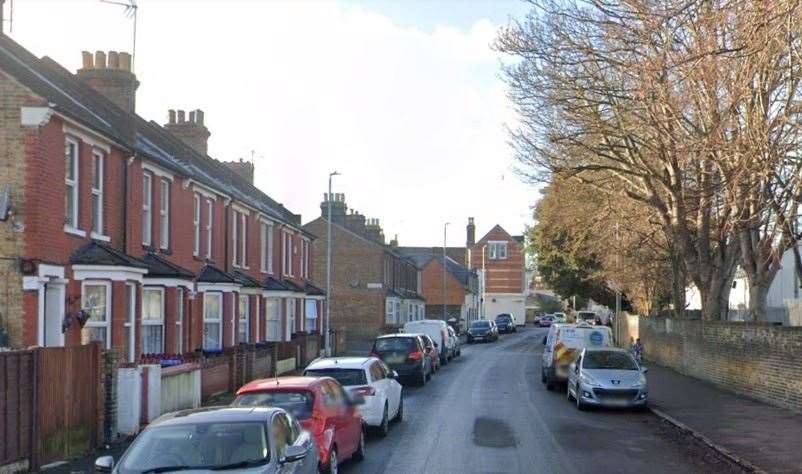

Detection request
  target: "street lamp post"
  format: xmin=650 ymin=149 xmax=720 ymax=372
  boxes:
xmin=443 ymin=222 xmax=450 ymax=321
xmin=325 ymin=171 xmax=339 ymax=356
xmin=481 ymin=244 xmax=487 ymax=319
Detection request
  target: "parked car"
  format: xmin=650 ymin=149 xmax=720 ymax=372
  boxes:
xmin=419 ymin=334 xmax=441 ymax=373
xmin=95 ymin=406 xmax=319 ymax=474
xmin=514 ymin=313 xmax=526 ymax=327
xmin=538 ymin=315 xmax=554 ymax=327
xmin=495 ymin=313 xmax=517 ymax=334
xmin=553 ymin=312 xmax=567 ymax=323
xmin=541 ymin=323 xmax=613 ymax=390
xmin=533 ymin=313 xmax=543 ymax=325
xmin=576 ymin=311 xmax=598 ymax=325
xmin=567 ymin=347 xmax=648 ymax=410
xmin=369 ymin=333 xmax=433 ymax=386
xmin=403 ymin=319 xmax=454 ymax=364
xmin=447 ymin=325 xmax=462 ymax=357
xmin=303 ymin=357 xmax=403 ymax=437
xmin=466 ymin=319 xmax=498 ymax=343
xmin=233 ymin=376 xmax=364 ymax=473
xmin=446 ymin=317 xmax=462 ymax=336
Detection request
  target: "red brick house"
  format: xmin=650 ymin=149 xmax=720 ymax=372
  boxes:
xmin=0 ymin=36 xmax=325 ymax=360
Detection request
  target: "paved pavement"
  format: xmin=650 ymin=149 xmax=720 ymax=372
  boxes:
xmin=342 ymin=327 xmax=723 ymax=474
xmin=647 ymin=364 xmax=802 ymax=473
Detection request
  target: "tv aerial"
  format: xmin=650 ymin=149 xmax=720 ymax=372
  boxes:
xmin=100 ymin=0 xmax=138 ymax=71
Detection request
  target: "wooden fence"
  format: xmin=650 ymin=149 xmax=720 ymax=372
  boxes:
xmin=0 ymin=344 xmax=102 ymax=471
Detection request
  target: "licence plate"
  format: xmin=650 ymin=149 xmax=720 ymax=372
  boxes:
xmin=385 ymin=354 xmax=405 ymax=364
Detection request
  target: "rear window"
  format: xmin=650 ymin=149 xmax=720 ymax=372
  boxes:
xmin=578 ymin=312 xmax=595 ymax=321
xmin=471 ymin=321 xmax=490 ymax=328
xmin=233 ymin=390 xmax=314 ymax=420
xmin=374 ymin=337 xmax=416 ymax=352
xmin=583 ymin=351 xmax=638 ymax=370
xmin=304 ymin=368 xmax=367 ymax=386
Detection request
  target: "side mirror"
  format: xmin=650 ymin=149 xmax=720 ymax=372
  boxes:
xmin=434 ymin=342 xmax=439 ymax=348
xmin=390 ymin=370 xmax=399 ymax=380
xmin=641 ymin=367 xmax=648 ymax=374
xmin=94 ymin=456 xmax=114 ymax=473
xmin=281 ymin=444 xmax=308 ymax=464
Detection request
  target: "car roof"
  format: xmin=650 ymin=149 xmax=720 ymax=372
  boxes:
xmin=404 ymin=319 xmax=446 ymax=326
xmin=236 ymin=376 xmax=327 ymax=395
xmin=305 ymin=357 xmax=376 ymax=370
xmin=151 ymin=406 xmax=280 ymax=427
xmin=583 ymin=346 xmax=628 ymax=353
xmin=378 ymin=333 xmax=421 ymax=339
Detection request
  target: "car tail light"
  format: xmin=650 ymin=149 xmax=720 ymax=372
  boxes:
xmin=369 ymin=351 xmax=379 ymax=358
xmin=408 ymin=350 xmax=423 ymax=361
xmin=352 ymin=386 xmax=376 ymax=396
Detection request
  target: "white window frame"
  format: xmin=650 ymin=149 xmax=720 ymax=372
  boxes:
xmin=238 ymin=294 xmax=250 ymax=344
xmin=241 ymin=212 xmax=248 ymax=268
xmin=204 ymin=292 xmax=223 ymax=350
xmin=255 ymin=296 xmax=261 ymax=342
xmin=301 ymin=239 xmax=310 ymax=279
xmin=81 ymin=280 xmax=111 ymax=349
xmin=282 ymin=231 xmax=293 ymax=276
xmin=266 ymin=297 xmax=281 ymax=342
xmin=385 ymin=298 xmax=395 ymax=324
xmin=142 ymin=173 xmax=153 ymax=246
xmin=125 ymin=283 xmax=136 ymax=362
xmin=285 ymin=298 xmax=296 ymax=339
xmin=90 ymin=149 xmax=104 ymax=236
xmin=64 ymin=137 xmax=80 ymax=232
xmin=206 ymin=200 xmax=213 ymax=259
xmin=489 ymin=241 xmax=508 ymax=260
xmin=141 ymin=287 xmax=165 ymax=354
xmin=261 ymin=221 xmax=274 ymax=273
xmin=176 ymin=288 xmax=184 ymax=354
xmin=304 ymin=299 xmax=317 ymax=332
xmin=232 ymin=210 xmax=239 ymax=267
xmin=159 ymin=179 xmax=170 ymax=249
xmin=193 ymin=195 xmax=201 ymax=256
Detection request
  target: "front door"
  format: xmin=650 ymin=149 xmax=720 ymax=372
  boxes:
xmin=43 ymin=281 xmax=65 ymax=347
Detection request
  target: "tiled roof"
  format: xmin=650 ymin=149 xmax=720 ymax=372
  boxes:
xmin=263 ymin=276 xmax=291 ymax=291
xmin=196 ymin=265 xmax=236 ymax=284
xmin=281 ymin=279 xmax=305 ymax=293
xmin=0 ymin=34 xmax=309 ymax=234
xmin=231 ymin=270 xmax=263 ymax=288
xmin=139 ymin=252 xmax=194 ymax=279
xmin=304 ymin=282 xmax=326 ymax=296
xmin=69 ymin=241 xmax=147 ymax=268
xmin=396 ymin=247 xmax=476 ymax=288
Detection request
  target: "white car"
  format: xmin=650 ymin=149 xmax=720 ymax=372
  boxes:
xmin=304 ymin=357 xmax=403 ymax=437
xmin=403 ymin=319 xmax=454 ymax=364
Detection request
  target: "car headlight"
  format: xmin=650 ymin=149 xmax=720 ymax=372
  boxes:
xmin=580 ymin=373 xmax=601 ymax=387
xmin=631 ymin=374 xmax=647 ymax=388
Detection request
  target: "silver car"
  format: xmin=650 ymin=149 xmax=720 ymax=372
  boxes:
xmin=567 ymin=347 xmax=648 ymax=410
xmin=94 ymin=406 xmax=319 ymax=473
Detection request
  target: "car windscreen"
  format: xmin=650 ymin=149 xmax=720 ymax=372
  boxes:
xmin=374 ymin=337 xmax=416 ymax=352
xmin=304 ymin=368 xmax=367 ymax=386
xmin=233 ymin=390 xmax=314 ymax=420
xmin=119 ymin=421 xmax=269 ymax=473
xmin=578 ymin=312 xmax=595 ymax=320
xmin=470 ymin=321 xmax=490 ymax=329
xmin=495 ymin=315 xmax=512 ymax=322
xmin=582 ymin=351 xmax=638 ymax=370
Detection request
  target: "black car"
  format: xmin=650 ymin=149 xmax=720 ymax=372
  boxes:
xmin=370 ymin=333 xmax=433 ymax=386
xmin=466 ymin=320 xmax=499 ymax=343
xmin=495 ymin=313 xmax=517 ymax=333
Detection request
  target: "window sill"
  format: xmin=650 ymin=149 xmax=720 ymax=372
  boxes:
xmin=90 ymin=232 xmax=111 ymax=242
xmin=160 ymin=248 xmax=172 ymax=256
xmin=64 ymin=225 xmax=86 ymax=237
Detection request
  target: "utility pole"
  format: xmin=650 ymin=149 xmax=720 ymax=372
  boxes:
xmin=325 ymin=171 xmax=339 ymax=356
xmin=443 ymin=222 xmax=450 ymax=321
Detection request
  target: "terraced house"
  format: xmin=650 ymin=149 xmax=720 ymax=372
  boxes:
xmin=0 ymin=35 xmax=325 ymax=358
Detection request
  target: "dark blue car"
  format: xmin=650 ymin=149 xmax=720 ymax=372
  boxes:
xmin=495 ymin=314 xmax=517 ymax=334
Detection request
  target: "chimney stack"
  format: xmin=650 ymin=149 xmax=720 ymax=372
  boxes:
xmin=164 ymin=108 xmax=211 ymax=156
xmin=467 ymin=217 xmax=476 ymax=247
xmin=365 ymin=218 xmax=385 ymax=244
xmin=76 ymin=50 xmax=139 ymax=113
xmin=222 ymin=158 xmax=255 ymax=185
xmin=321 ymin=193 xmax=347 ymax=223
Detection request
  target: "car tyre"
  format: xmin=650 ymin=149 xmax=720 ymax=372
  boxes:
xmin=545 ymin=371 xmax=555 ymax=391
xmin=377 ymin=404 xmax=389 ymax=438
xmin=575 ymin=384 xmax=587 ymax=411
xmin=418 ymin=369 xmax=427 ymax=386
xmin=566 ymin=382 xmax=575 ymax=401
xmin=352 ymin=429 xmax=366 ymax=462
xmin=393 ymin=395 xmax=404 ymax=422
xmin=324 ymin=448 xmax=338 ymax=474
xmin=541 ymin=368 xmax=547 ymax=384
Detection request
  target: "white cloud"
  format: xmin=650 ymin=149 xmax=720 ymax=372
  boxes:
xmin=9 ymin=0 xmax=539 ymax=246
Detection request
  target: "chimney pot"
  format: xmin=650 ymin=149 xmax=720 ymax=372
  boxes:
xmin=81 ymin=51 xmax=93 ymax=69
xmin=195 ymin=109 xmax=204 ymax=124
xmin=189 ymin=110 xmax=196 ymax=123
xmin=108 ymin=51 xmax=119 ymax=69
xmin=119 ymin=52 xmax=132 ymax=71
xmin=168 ymin=109 xmax=176 ymax=124
xmin=94 ymin=51 xmax=106 ymax=69
xmin=177 ymin=110 xmax=186 ymax=123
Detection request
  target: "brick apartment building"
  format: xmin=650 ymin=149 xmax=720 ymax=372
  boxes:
xmin=304 ymin=193 xmax=424 ymax=351
xmin=396 ymin=247 xmax=479 ymax=326
xmin=0 ymin=36 xmax=325 ymax=359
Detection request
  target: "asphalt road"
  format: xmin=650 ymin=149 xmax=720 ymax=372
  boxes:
xmin=342 ymin=327 xmax=722 ymax=474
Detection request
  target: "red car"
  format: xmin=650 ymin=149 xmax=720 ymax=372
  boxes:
xmin=234 ymin=376 xmax=365 ymax=473
xmin=420 ymin=334 xmax=440 ymax=374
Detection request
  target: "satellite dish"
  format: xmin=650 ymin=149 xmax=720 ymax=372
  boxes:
xmin=0 ymin=185 xmax=10 ymax=221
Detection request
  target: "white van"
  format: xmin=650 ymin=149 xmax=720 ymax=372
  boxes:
xmin=403 ymin=320 xmax=453 ymax=365
xmin=541 ymin=323 xmax=612 ymax=390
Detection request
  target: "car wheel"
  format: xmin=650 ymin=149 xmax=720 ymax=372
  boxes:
xmin=418 ymin=369 xmax=427 ymax=386
xmin=393 ymin=395 xmax=404 ymax=422
xmin=575 ymin=384 xmax=587 ymax=411
xmin=352 ymin=428 xmax=366 ymax=462
xmin=377 ymin=404 xmax=389 ymax=438
xmin=566 ymin=381 xmax=574 ymax=401
xmin=545 ymin=371 xmax=555 ymax=391
xmin=324 ymin=448 xmax=338 ymax=474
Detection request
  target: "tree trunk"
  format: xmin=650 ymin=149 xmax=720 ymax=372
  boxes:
xmin=699 ymin=272 xmax=736 ymax=321
xmin=748 ymin=282 xmax=770 ymax=322
xmin=669 ymin=242 xmax=686 ymax=318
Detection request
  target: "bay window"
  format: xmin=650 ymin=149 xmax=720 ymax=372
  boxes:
xmin=81 ymin=281 xmax=110 ymax=349
xmin=238 ymin=294 xmax=249 ymax=343
xmin=159 ymin=179 xmax=170 ymax=249
xmin=203 ymin=292 xmax=223 ymax=350
xmin=142 ymin=173 xmax=152 ymax=246
xmin=64 ymin=138 xmax=79 ymax=229
xmin=91 ymin=150 xmax=104 ymax=235
xmin=141 ymin=288 xmax=164 ymax=354
xmin=266 ymin=298 xmax=281 ymax=341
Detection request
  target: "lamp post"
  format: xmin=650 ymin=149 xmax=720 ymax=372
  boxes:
xmin=325 ymin=171 xmax=339 ymax=356
xmin=481 ymin=244 xmax=487 ymax=319
xmin=443 ymin=222 xmax=450 ymax=321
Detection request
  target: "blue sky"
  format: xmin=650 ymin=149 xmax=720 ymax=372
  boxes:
xmin=9 ymin=0 xmax=540 ymax=246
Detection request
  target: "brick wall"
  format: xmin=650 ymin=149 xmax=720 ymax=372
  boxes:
xmin=638 ymin=317 xmax=802 ymax=412
xmin=469 ymin=226 xmax=524 ymax=294
xmin=420 ymin=259 xmax=465 ymax=306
